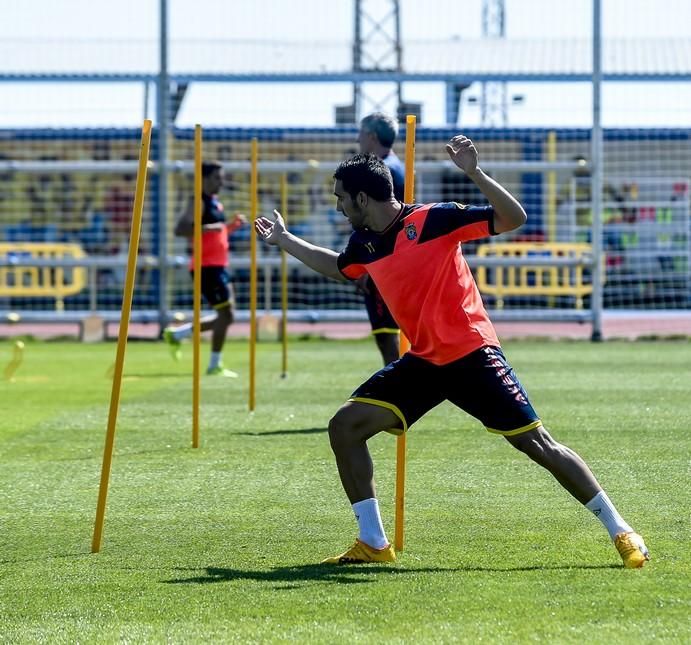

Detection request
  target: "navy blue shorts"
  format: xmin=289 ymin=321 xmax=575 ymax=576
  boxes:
xmin=363 ymin=279 xmax=399 ymax=334
xmin=350 ymin=345 xmax=541 ymax=436
xmin=192 ymin=267 xmax=234 ymax=309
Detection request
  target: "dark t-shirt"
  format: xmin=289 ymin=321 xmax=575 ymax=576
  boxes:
xmin=383 ymin=151 xmax=405 ymax=201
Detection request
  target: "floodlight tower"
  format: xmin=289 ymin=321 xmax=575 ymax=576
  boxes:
xmin=354 ymin=0 xmax=401 ymax=120
xmin=337 ymin=0 xmax=420 ymax=123
xmin=481 ymin=0 xmax=508 ymax=126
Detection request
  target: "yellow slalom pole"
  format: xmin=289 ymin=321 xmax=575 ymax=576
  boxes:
xmin=3 ymin=339 xmax=24 ymax=382
xmin=192 ymin=125 xmax=203 ymax=448
xmin=546 ymin=131 xmax=557 ymax=308
xmin=547 ymin=130 xmax=557 ymax=242
xmin=394 ymin=114 xmax=417 ymax=553
xmin=92 ymin=119 xmax=152 ymax=553
xmin=249 ymin=138 xmax=258 ymax=411
xmin=280 ymin=173 xmax=288 ymax=378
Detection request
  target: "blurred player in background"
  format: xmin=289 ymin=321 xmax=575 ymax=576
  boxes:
xmin=254 ymin=134 xmax=649 ymax=569
xmin=356 ymin=112 xmax=405 ymax=365
xmin=164 ymin=161 xmax=246 ymax=377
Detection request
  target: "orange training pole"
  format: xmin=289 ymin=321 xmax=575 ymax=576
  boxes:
xmin=249 ymin=138 xmax=258 ymax=410
xmin=92 ymin=119 xmax=152 ymax=553
xmin=192 ymin=125 xmax=202 ymax=448
xmin=394 ymin=114 xmax=417 ymax=552
xmin=280 ymin=173 xmax=288 ymax=378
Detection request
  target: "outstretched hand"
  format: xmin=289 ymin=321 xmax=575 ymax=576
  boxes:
xmin=445 ymin=135 xmax=479 ymax=176
xmin=254 ymin=209 xmax=286 ymax=245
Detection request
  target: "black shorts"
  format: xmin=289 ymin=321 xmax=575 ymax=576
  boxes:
xmin=363 ymin=279 xmax=399 ymax=334
xmin=349 ymin=345 xmax=540 ymax=436
xmin=192 ymin=267 xmax=234 ymax=309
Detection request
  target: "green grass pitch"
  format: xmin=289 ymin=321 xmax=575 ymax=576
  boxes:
xmin=0 ymin=337 xmax=689 ymax=643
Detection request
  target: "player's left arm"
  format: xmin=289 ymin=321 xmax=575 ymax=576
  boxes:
xmin=446 ymin=134 xmax=527 ymax=234
xmin=226 ymin=212 xmax=248 ymax=235
xmin=255 ymin=210 xmax=346 ymax=282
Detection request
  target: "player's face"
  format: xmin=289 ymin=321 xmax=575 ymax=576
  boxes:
xmin=334 ymin=179 xmax=366 ymax=230
xmin=204 ymin=168 xmax=224 ymax=194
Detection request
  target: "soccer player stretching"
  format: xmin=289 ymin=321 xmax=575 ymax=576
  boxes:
xmin=254 ymin=135 xmax=649 ymax=568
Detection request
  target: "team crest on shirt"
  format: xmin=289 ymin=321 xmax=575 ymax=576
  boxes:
xmin=404 ymin=222 xmax=417 ymax=240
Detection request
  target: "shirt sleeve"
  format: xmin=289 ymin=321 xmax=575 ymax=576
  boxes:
xmin=418 ymin=202 xmax=496 ymax=244
xmin=337 ymin=235 xmax=369 ymax=280
xmin=201 ymin=197 xmax=226 ymax=225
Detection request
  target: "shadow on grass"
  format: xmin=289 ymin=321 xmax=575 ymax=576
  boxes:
xmin=165 ymin=563 xmax=433 ymax=587
xmin=236 ymin=427 xmax=327 ymax=436
xmin=164 ymin=561 xmax=620 ymax=587
xmin=457 ymin=563 xmax=621 ymax=572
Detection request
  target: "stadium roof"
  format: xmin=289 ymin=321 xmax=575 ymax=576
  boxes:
xmin=1 ymin=38 xmax=691 ymax=82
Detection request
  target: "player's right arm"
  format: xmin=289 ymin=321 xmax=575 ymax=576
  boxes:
xmin=255 ymin=210 xmax=346 ymax=282
xmin=173 ymin=197 xmax=195 ymax=237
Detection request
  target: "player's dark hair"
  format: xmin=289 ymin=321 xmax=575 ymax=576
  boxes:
xmin=202 ymin=160 xmax=223 ymax=177
xmin=334 ymin=153 xmax=394 ymax=202
xmin=360 ymin=112 xmax=398 ymax=148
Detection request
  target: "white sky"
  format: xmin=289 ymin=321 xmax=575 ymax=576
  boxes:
xmin=1 ymin=0 xmax=690 ymax=128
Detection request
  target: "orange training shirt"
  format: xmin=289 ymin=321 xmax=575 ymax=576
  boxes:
xmin=337 ymin=202 xmax=500 ymax=365
xmin=188 ymin=193 xmax=242 ymax=269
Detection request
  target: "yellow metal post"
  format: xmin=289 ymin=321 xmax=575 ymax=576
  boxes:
xmin=280 ymin=173 xmax=289 ymax=378
xmin=546 ymin=131 xmax=558 ymax=307
xmin=192 ymin=125 xmax=202 ymax=448
xmin=3 ymin=340 xmax=24 ymax=382
xmin=92 ymin=119 xmax=152 ymax=553
xmin=547 ymin=131 xmax=558 ymax=242
xmin=394 ymin=114 xmax=417 ymax=553
xmin=249 ymin=139 xmax=258 ymax=411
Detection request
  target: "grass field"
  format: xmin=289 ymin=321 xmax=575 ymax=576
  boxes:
xmin=0 ymin=337 xmax=689 ymax=643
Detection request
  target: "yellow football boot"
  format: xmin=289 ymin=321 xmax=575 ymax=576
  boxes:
xmin=321 ymin=539 xmax=396 ymax=564
xmin=614 ymin=532 xmax=650 ymax=568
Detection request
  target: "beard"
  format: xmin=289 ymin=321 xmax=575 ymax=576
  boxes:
xmin=346 ymin=205 xmax=367 ymax=231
